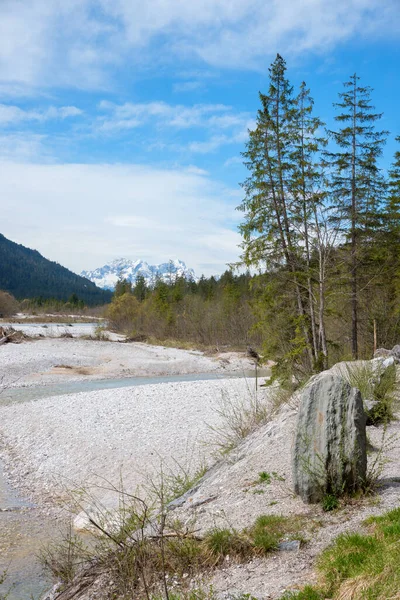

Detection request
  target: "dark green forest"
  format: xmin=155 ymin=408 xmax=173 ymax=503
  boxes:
xmin=0 ymin=233 xmax=112 ymax=306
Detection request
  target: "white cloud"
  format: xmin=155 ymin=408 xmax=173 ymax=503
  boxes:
xmin=1 ymin=161 xmax=242 ymax=276
xmin=173 ymin=81 xmax=204 ymax=93
xmin=0 ymin=104 xmax=83 ymax=126
xmin=95 ymin=100 xmax=252 ymax=152
xmin=0 ymin=0 xmax=398 ymax=90
xmin=97 ymin=101 xmax=235 ymax=132
xmin=0 ymin=133 xmax=50 ymax=161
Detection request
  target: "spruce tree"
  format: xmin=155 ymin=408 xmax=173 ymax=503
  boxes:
xmin=291 ymin=82 xmax=328 ymax=366
xmin=326 ymin=74 xmax=387 ymax=358
xmin=133 ymin=274 xmax=148 ymax=302
xmin=381 ymin=136 xmax=400 ymax=315
xmin=238 ymin=54 xmax=313 ymax=369
xmin=386 ymin=136 xmax=400 ymax=240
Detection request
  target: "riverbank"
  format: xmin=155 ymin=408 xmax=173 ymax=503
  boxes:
xmin=1 ymin=336 xmax=256 ymax=390
xmin=0 ymin=337 xmax=260 ymax=598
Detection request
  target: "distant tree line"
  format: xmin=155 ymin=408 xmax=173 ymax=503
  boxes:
xmin=107 ymin=271 xmax=260 ymax=349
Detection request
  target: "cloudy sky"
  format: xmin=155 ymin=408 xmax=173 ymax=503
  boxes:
xmin=1 ymin=0 xmax=399 ymax=277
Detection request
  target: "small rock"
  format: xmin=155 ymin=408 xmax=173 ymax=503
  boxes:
xmin=374 ymin=348 xmax=392 ymax=359
xmin=391 ymin=345 xmax=400 ymax=361
xmin=382 ymin=356 xmax=395 ymax=369
xmin=278 ymin=540 xmax=301 ymax=552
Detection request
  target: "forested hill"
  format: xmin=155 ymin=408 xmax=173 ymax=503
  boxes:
xmin=0 ymin=234 xmax=112 ymax=305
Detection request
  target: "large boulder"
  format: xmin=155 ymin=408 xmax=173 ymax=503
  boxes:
xmin=292 ymin=372 xmax=367 ymax=503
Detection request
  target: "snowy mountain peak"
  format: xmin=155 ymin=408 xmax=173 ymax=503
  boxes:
xmin=81 ymin=258 xmax=197 ymax=291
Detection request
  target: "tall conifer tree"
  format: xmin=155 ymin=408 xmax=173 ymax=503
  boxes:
xmin=326 ymin=75 xmax=387 ymax=358
xmin=291 ymin=82 xmax=328 ymax=365
xmin=239 ymin=55 xmax=324 ymax=369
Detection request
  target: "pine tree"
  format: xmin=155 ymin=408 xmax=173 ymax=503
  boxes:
xmin=326 ymin=74 xmax=387 ymax=358
xmin=238 ymin=54 xmax=315 ymax=369
xmin=386 ymin=136 xmax=400 ymax=240
xmin=133 ymin=274 xmax=148 ymax=302
xmin=291 ymin=82 xmax=328 ymax=366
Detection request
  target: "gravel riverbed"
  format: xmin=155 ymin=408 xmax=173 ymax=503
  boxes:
xmin=0 ymin=337 xmax=257 ymax=598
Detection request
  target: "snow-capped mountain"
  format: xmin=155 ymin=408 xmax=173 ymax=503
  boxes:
xmin=81 ymin=258 xmax=197 ymax=290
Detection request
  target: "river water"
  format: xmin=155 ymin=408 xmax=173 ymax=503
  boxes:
xmin=0 ymin=367 xmax=269 ymax=599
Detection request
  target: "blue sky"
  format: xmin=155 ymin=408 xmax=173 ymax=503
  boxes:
xmin=1 ymin=0 xmax=399 ymax=277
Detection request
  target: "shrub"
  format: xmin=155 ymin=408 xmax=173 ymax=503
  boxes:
xmin=106 ymin=293 xmax=141 ymax=332
xmin=207 ymin=386 xmax=270 ymax=455
xmin=0 ymin=290 xmax=18 ymax=317
xmin=344 ymin=361 xmax=398 ymax=425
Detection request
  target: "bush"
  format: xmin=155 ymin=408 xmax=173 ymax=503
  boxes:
xmin=344 ymin=361 xmax=398 ymax=425
xmin=106 ymin=293 xmax=141 ymax=332
xmin=0 ymin=290 xmax=18 ymax=317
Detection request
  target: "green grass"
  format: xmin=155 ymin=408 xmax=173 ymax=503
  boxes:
xmin=280 ymin=506 xmax=400 ymax=599
xmin=203 ymin=528 xmax=253 ymax=560
xmin=344 ymin=361 xmax=398 ymax=425
xmin=321 ymin=494 xmax=339 ymax=512
xmin=203 ymin=514 xmax=305 ymax=561
xmin=164 ymin=463 xmax=208 ymax=504
xmin=258 ymin=471 xmax=272 ymax=484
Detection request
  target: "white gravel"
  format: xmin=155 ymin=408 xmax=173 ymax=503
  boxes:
xmin=0 ymin=337 xmax=254 ymax=389
xmin=8 ymin=339 xmax=398 ymax=599
xmin=0 ymin=339 xmax=257 ymax=598
xmin=0 ymin=378 xmax=256 ymax=508
xmin=1 ymin=322 xmax=100 ymax=338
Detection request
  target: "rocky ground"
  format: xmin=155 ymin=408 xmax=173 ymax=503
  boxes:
xmin=1 ymin=337 xmax=399 ymax=599
xmin=0 ymin=335 xmax=255 ymax=389
xmin=0 ymin=336 xmax=257 ymax=599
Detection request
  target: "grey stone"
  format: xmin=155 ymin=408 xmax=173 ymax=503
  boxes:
xmin=374 ymin=348 xmax=392 ymax=359
xmin=364 ymin=399 xmax=379 ymax=412
xmin=382 ymin=356 xmax=395 ymax=370
xmin=391 ymin=345 xmax=400 ymax=361
xmin=278 ymin=540 xmax=301 ymax=552
xmin=292 ymin=372 xmax=367 ymax=503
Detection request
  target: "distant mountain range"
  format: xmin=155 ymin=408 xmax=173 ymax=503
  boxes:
xmin=0 ymin=233 xmax=112 ymax=305
xmin=81 ymin=258 xmax=197 ymax=290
